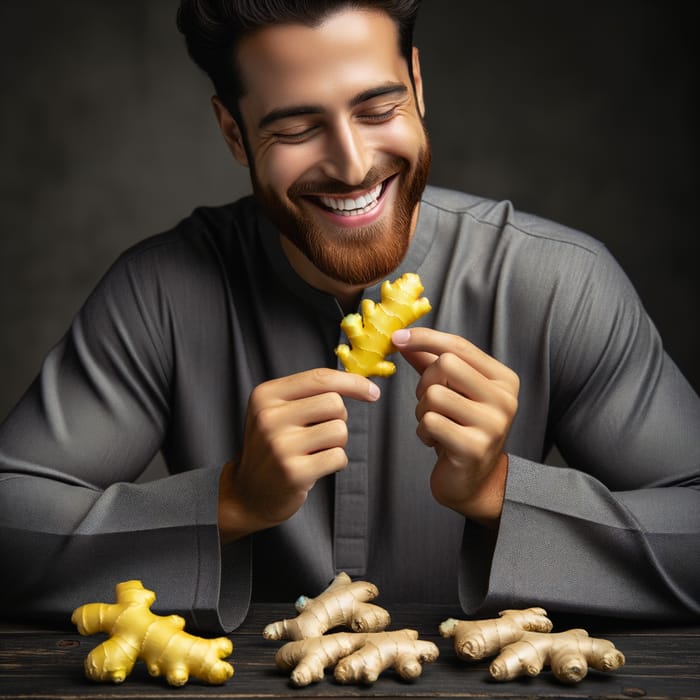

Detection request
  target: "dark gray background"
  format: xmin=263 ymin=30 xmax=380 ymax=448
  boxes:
xmin=1 ymin=1 xmax=697 ymax=436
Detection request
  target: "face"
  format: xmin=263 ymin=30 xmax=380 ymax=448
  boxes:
xmin=221 ymin=9 xmax=431 ymax=288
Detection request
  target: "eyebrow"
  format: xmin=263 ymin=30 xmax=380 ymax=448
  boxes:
xmin=257 ymin=82 xmax=408 ymax=130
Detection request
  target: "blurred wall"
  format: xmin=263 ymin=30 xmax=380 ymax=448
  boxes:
xmin=1 ymin=1 xmax=697 ymax=435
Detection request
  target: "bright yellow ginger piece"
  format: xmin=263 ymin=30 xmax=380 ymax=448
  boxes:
xmin=275 ymin=629 xmax=439 ymax=686
xmin=71 ymin=580 xmax=234 ymax=687
xmin=335 ymin=272 xmax=431 ymax=377
xmin=263 ymin=571 xmax=390 ymax=641
xmin=440 ymin=608 xmax=625 ymax=684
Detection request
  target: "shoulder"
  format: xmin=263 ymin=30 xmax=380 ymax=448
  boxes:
xmin=91 ymin=195 xmax=265 ymax=303
xmin=419 ymin=185 xmax=626 ymax=301
xmin=75 ymin=196 xmax=261 ymax=365
xmin=117 ymin=195 xmax=259 ymax=270
xmin=421 ymin=185 xmax=605 ymax=261
xmin=84 ymin=195 xmax=262 ymax=320
xmin=420 ymin=186 xmax=637 ymax=325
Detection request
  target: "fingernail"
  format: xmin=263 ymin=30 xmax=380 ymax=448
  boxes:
xmin=368 ymin=382 xmax=381 ymax=400
xmin=392 ymin=329 xmax=411 ymax=345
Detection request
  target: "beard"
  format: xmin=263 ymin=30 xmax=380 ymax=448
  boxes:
xmin=251 ymin=136 xmax=432 ymax=286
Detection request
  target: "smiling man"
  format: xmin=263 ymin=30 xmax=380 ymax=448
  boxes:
xmin=0 ymin=1 xmax=699 ymax=632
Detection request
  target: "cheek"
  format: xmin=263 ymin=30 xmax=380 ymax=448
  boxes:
xmin=259 ymin=146 xmax=321 ymax=193
xmin=373 ymin=118 xmax=426 ymax=162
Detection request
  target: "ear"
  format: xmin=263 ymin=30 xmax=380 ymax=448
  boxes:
xmin=211 ymin=96 xmax=249 ymax=167
xmin=411 ymin=47 xmax=426 ymax=118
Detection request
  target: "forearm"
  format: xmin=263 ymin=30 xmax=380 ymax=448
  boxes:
xmin=0 ymin=466 xmax=251 ymax=632
xmin=459 ymin=456 xmax=700 ymax=620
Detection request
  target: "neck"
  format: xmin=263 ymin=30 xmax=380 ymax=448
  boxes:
xmin=279 ymin=236 xmax=365 ymax=314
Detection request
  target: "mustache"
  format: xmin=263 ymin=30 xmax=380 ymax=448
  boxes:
xmin=287 ymin=159 xmax=405 ymax=198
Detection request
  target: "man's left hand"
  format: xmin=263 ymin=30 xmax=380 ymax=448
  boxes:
xmin=392 ymin=327 xmax=519 ymax=527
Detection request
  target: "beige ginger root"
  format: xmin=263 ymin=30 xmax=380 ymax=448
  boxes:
xmin=263 ymin=572 xmax=390 ymax=641
xmin=440 ymin=608 xmax=625 ymax=684
xmin=71 ymin=580 xmax=233 ymax=687
xmin=335 ymin=272 xmax=431 ymax=377
xmin=439 ymin=607 xmax=553 ymax=659
xmin=490 ymin=628 xmax=626 ymax=684
xmin=275 ymin=629 xmax=439 ymax=686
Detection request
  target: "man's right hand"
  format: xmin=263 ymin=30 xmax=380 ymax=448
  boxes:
xmin=218 ymin=368 xmax=380 ymax=543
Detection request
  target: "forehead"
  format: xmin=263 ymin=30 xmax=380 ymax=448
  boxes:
xmin=236 ymin=9 xmax=408 ymax=112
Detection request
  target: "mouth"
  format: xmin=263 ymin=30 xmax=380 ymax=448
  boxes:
xmin=305 ymin=175 xmax=395 ymax=220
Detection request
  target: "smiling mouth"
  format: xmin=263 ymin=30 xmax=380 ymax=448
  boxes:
xmin=309 ymin=177 xmax=393 ymax=217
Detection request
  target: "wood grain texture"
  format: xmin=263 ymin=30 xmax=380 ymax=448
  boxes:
xmin=1 ymin=604 xmax=699 ymax=698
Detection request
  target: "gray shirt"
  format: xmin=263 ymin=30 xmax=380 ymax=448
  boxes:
xmin=1 ymin=186 xmax=698 ymax=632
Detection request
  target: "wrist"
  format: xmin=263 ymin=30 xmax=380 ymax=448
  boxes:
xmin=217 ymin=460 xmax=267 ymax=544
xmin=460 ymin=453 xmax=508 ymax=529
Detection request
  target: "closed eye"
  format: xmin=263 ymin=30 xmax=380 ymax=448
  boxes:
xmin=359 ymin=107 xmax=397 ymax=123
xmin=273 ymin=125 xmax=321 ymax=143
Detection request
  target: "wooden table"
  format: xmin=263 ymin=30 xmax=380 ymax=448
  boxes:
xmin=1 ymin=604 xmax=699 ymax=698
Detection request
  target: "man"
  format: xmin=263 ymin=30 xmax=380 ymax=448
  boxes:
xmin=0 ymin=0 xmax=698 ymax=632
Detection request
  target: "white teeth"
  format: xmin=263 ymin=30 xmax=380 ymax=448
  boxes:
xmin=320 ymin=183 xmax=382 ymax=214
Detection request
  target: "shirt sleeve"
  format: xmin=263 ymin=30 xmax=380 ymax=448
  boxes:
xmin=459 ymin=244 xmax=700 ymax=620
xmin=0 ymin=251 xmax=251 ymax=632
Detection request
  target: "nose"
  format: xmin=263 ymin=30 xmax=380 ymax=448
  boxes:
xmin=321 ymin=119 xmax=372 ymax=186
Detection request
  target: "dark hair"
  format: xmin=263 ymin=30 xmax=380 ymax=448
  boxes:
xmin=176 ymin=0 xmax=421 ymax=122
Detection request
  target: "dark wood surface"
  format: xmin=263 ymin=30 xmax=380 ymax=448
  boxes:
xmin=1 ymin=604 xmax=699 ymax=699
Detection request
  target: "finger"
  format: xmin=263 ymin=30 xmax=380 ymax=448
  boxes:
xmin=416 ymin=412 xmax=494 ymax=461
xmin=416 ymin=353 xmax=515 ymax=407
xmin=393 ymin=328 xmax=517 ymax=386
xmin=396 ymin=348 xmax=438 ymax=376
xmin=416 ymin=391 xmax=513 ymax=454
xmin=254 ymin=368 xmax=381 ymax=405
xmin=271 ymin=392 xmax=349 ymax=428
xmin=275 ymin=419 xmax=349 ymax=459
xmin=286 ymin=446 xmax=350 ymax=484
xmin=416 ymin=383 xmax=489 ymax=427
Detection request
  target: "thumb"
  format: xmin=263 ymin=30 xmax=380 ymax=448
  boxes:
xmin=392 ymin=330 xmax=437 ymax=375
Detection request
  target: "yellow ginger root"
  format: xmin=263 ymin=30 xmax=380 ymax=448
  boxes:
xmin=489 ymin=628 xmax=626 ymax=684
xmin=335 ymin=272 xmax=431 ymax=377
xmin=439 ymin=607 xmax=553 ymax=659
xmin=275 ymin=629 xmax=439 ymax=686
xmin=440 ymin=609 xmax=625 ymax=685
xmin=262 ymin=571 xmax=390 ymax=641
xmin=71 ymin=580 xmax=233 ymax=687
